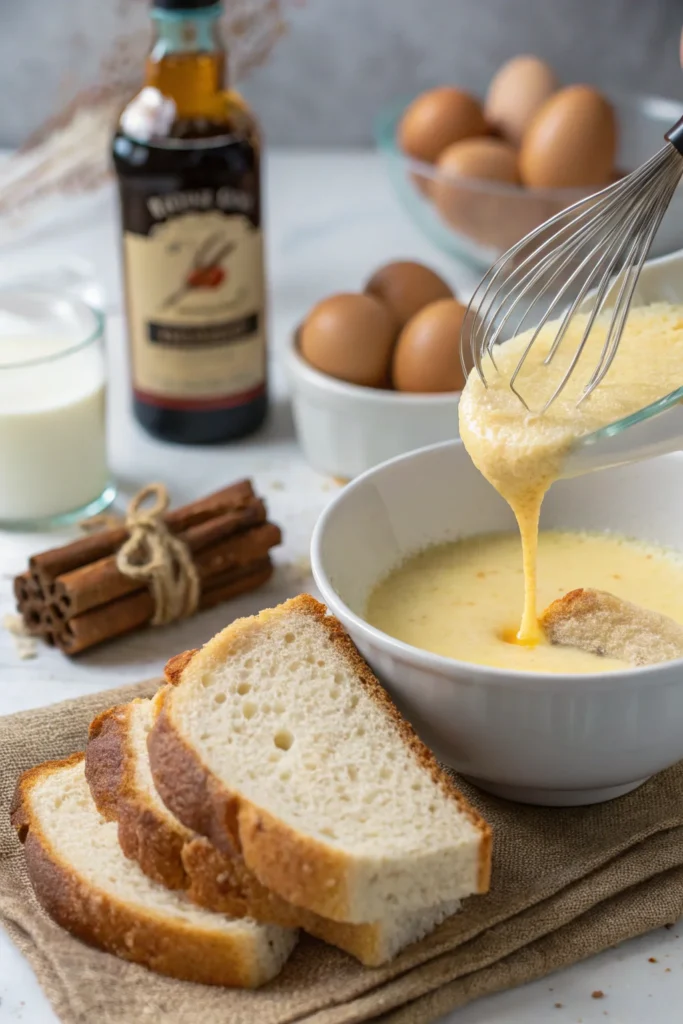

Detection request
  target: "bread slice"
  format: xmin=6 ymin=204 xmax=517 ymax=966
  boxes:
xmin=148 ymin=595 xmax=491 ymax=925
xmin=86 ymin=694 xmax=193 ymax=890
xmin=86 ymin=695 xmax=461 ymax=965
xmin=11 ymin=755 xmax=297 ymax=987
xmin=541 ymin=588 xmax=683 ymax=667
xmin=182 ymin=834 xmax=460 ymax=964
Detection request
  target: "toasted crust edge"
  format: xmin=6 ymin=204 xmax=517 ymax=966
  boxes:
xmin=85 ymin=700 xmax=192 ymax=889
xmin=165 ymin=648 xmax=199 ymax=686
xmin=11 ymin=755 xmax=285 ymax=988
xmin=540 ymin=588 xmax=593 ymax=632
xmin=149 ymin=594 xmax=492 ymax=922
xmin=182 ymin=836 xmax=403 ymax=966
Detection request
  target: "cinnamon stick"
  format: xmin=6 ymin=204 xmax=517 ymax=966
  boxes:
xmin=200 ymin=561 xmax=274 ymax=611
xmin=21 ymin=603 xmax=45 ymax=635
xmin=16 ymin=478 xmax=280 ymax=657
xmin=13 ymin=571 xmax=40 ymax=605
xmin=29 ymin=480 xmax=256 ymax=584
xmin=57 ymin=558 xmax=273 ymax=655
xmin=52 ymin=504 xmax=272 ymax=617
xmin=192 ymin=522 xmax=281 ymax=578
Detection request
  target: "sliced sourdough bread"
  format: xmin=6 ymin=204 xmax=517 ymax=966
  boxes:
xmin=148 ymin=594 xmax=491 ymax=925
xmin=11 ymin=755 xmax=297 ymax=987
xmin=86 ymin=695 xmax=460 ymax=966
xmin=541 ymin=588 xmax=683 ymax=667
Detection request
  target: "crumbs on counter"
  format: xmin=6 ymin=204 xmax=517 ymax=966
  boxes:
xmin=278 ymin=555 xmax=313 ymax=587
xmin=3 ymin=613 xmax=38 ymax=660
xmin=554 ymin=1002 xmax=563 ymax=1009
xmin=591 ymin=991 xmax=605 ymax=999
xmin=321 ymin=477 xmax=349 ymax=492
xmin=648 ymin=957 xmax=658 ymax=962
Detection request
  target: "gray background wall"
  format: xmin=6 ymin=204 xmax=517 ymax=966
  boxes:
xmin=1 ymin=0 xmax=682 ymax=148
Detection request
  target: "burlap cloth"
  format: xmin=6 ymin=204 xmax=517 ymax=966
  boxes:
xmin=2 ymin=682 xmax=683 ymax=1024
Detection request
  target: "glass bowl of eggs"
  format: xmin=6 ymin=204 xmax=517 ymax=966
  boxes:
xmin=286 ymin=260 xmax=468 ymax=480
xmin=377 ymin=56 xmax=683 ymax=269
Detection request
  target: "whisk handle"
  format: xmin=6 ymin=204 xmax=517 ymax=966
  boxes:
xmin=665 ymin=116 xmax=683 ymax=155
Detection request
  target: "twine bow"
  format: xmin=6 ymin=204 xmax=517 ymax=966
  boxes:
xmin=114 ymin=483 xmax=200 ymax=627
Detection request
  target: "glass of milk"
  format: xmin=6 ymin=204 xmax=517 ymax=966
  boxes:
xmin=0 ymin=287 xmax=114 ymax=529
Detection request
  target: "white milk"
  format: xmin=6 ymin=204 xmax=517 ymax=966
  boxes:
xmin=0 ymin=303 xmax=109 ymax=524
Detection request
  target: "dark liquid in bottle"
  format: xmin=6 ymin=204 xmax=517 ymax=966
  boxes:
xmin=114 ymin=117 xmax=267 ymax=445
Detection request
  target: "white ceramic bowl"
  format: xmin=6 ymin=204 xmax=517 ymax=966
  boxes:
xmin=285 ymin=334 xmax=459 ymax=479
xmin=311 ymin=440 xmax=683 ymax=807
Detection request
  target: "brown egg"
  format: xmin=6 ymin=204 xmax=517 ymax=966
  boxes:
xmin=398 ymin=87 xmax=489 ymax=164
xmin=485 ymin=55 xmax=558 ymax=146
xmin=432 ymin=138 xmax=522 ymax=248
xmin=300 ymin=293 xmax=396 ymax=387
xmin=435 ymin=137 xmax=519 ymax=185
xmin=519 ymin=85 xmax=617 ymax=189
xmin=392 ymin=299 xmax=468 ymax=393
xmin=364 ymin=261 xmax=454 ymax=330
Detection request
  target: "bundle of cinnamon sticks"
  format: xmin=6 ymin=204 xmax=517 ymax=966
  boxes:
xmin=13 ymin=480 xmax=281 ymax=656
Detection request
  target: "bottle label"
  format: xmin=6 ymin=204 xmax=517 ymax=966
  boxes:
xmin=123 ymin=199 xmax=265 ymax=410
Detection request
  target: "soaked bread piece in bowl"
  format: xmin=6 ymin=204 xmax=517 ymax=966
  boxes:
xmin=540 ymin=588 xmax=683 ymax=668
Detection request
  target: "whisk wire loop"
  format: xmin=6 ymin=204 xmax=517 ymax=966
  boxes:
xmin=578 ymin=160 xmax=683 ymax=404
xmin=461 ymin=135 xmax=683 ymax=412
xmin=463 ymin=163 xmax=653 ymax=379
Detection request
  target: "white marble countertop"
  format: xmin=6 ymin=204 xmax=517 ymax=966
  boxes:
xmin=0 ymin=149 xmax=681 ymax=1024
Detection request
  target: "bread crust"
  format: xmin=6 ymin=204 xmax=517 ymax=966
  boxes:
xmin=149 ymin=594 xmax=492 ymax=922
xmin=541 ymin=588 xmax=594 ymax=628
xmin=11 ymin=755 xmax=286 ymax=988
xmin=182 ymin=837 xmax=403 ymax=966
xmin=86 ymin=701 xmax=192 ymax=889
xmin=164 ymin=648 xmax=199 ymax=686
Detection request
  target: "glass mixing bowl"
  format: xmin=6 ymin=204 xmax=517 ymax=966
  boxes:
xmin=376 ymin=92 xmax=683 ymax=271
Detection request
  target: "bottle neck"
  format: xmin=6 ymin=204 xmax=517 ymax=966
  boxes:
xmin=146 ymin=4 xmax=227 ymax=121
xmin=150 ymin=4 xmax=224 ymax=59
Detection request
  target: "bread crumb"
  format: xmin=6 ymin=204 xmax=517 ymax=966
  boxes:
xmin=666 ymin=967 xmax=671 ymax=972
xmin=591 ymin=991 xmax=605 ymax=999
xmin=270 ymin=481 xmax=285 ymax=491
xmin=649 ymin=957 xmax=658 ymax=963
xmin=278 ymin=555 xmax=312 ymax=586
xmin=3 ymin=614 xmax=38 ymax=660
xmin=4 ymin=613 xmax=28 ymax=635
xmin=554 ymin=1002 xmax=563 ymax=1009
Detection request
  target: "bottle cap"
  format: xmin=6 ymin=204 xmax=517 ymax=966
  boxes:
xmin=152 ymin=0 xmax=221 ymax=10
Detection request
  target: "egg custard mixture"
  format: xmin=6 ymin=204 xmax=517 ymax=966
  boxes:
xmin=368 ymin=303 xmax=683 ymax=673
xmin=366 ymin=531 xmax=683 ymax=673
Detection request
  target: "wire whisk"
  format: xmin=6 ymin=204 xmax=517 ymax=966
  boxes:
xmin=461 ymin=118 xmax=683 ymax=413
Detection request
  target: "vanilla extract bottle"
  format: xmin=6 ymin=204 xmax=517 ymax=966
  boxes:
xmin=113 ymin=0 xmax=267 ymax=444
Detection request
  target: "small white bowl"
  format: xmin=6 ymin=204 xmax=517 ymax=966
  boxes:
xmin=311 ymin=440 xmax=683 ymax=807
xmin=285 ymin=334 xmax=460 ymax=479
